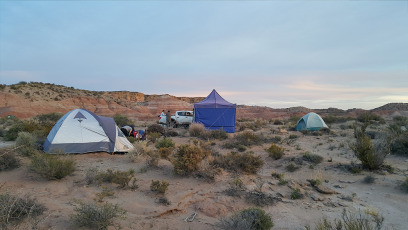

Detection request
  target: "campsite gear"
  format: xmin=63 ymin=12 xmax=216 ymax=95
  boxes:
xmin=194 ymin=89 xmax=236 ymax=133
xmin=295 ymin=112 xmax=328 ymax=131
xmin=44 ymin=109 xmax=134 ymax=154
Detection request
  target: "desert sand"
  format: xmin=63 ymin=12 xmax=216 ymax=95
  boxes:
xmin=1 ymin=120 xmax=407 ymax=230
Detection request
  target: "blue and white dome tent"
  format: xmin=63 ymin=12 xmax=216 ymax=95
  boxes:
xmin=44 ymin=109 xmax=134 ymax=154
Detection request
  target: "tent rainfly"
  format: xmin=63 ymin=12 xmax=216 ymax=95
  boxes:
xmin=194 ymin=89 xmax=236 ymax=133
xmin=43 ymin=109 xmax=134 ymax=154
xmin=295 ymin=112 xmax=328 ymax=131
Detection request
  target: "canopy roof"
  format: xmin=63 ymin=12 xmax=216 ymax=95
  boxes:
xmin=194 ymin=89 xmax=236 ymax=109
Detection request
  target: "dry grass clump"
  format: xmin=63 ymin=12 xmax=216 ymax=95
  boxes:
xmin=189 ymin=123 xmax=228 ymax=140
xmin=0 ymin=192 xmax=46 ymax=228
xmin=302 ymin=152 xmax=323 ymax=164
xmin=266 ymin=143 xmax=285 ymax=160
xmin=172 ymin=143 xmax=210 ymax=176
xmin=305 ymin=208 xmax=384 ymax=230
xmin=30 ymin=153 xmax=76 ymax=180
xmin=15 ymin=132 xmax=39 ymax=156
xmin=71 ymin=201 xmax=126 ymax=230
xmin=218 ymin=207 xmax=274 ymax=230
xmin=211 ymin=152 xmax=264 ymax=174
xmin=0 ymin=149 xmax=20 ymax=171
xmin=150 ymin=180 xmax=169 ymax=194
xmin=127 ymin=141 xmax=149 ymax=162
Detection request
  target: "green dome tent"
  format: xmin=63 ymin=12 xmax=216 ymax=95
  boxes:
xmin=295 ymin=112 xmax=328 ymax=131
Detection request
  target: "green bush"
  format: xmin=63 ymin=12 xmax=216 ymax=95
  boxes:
xmin=211 ymin=152 xmax=264 ymax=174
xmin=357 ymin=112 xmax=385 ymax=124
xmin=302 ymin=152 xmax=323 ymax=164
xmin=30 ymin=154 xmax=76 ymax=180
xmin=286 ymin=163 xmax=300 ymax=172
xmin=172 ymin=144 xmax=209 ymax=176
xmin=390 ymin=135 xmax=408 ymax=156
xmin=113 ymin=113 xmax=134 ymax=127
xmin=234 ymin=131 xmax=263 ymax=147
xmin=290 ymin=188 xmax=304 ymax=200
xmin=150 ymin=180 xmax=169 ymax=194
xmin=210 ymin=129 xmax=228 ymax=140
xmin=155 ymin=137 xmax=175 ymax=149
xmin=71 ymin=201 xmax=126 ymax=230
xmin=350 ymin=125 xmax=390 ymax=170
xmin=33 ymin=112 xmax=63 ymax=127
xmin=0 ymin=149 xmax=20 ymax=171
xmin=0 ymin=192 xmax=46 ymax=228
xmin=15 ymin=132 xmax=38 ymax=156
xmin=266 ymin=143 xmax=285 ymax=160
xmin=219 ymin=207 xmax=274 ymax=230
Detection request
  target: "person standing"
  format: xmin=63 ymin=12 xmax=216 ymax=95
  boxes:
xmin=160 ymin=110 xmax=165 ymax=116
xmin=166 ymin=110 xmax=171 ymax=128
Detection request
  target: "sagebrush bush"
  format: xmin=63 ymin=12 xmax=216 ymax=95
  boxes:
xmin=390 ymin=135 xmax=408 ymax=156
xmin=15 ymin=132 xmax=38 ymax=156
xmin=172 ymin=144 xmax=209 ymax=175
xmin=94 ymin=169 xmax=136 ymax=188
xmin=150 ymin=180 xmax=169 ymax=194
xmin=147 ymin=123 xmax=165 ymax=134
xmin=155 ymin=137 xmax=175 ymax=149
xmin=234 ymin=130 xmax=263 ymax=146
xmin=266 ymin=143 xmax=285 ymax=160
xmin=0 ymin=192 xmax=46 ymax=228
xmin=286 ymin=163 xmax=300 ymax=172
xmin=147 ymin=132 xmax=162 ymax=143
xmin=189 ymin=123 xmax=206 ymax=137
xmin=210 ymin=129 xmax=228 ymax=140
xmin=71 ymin=201 xmax=126 ymax=230
xmin=127 ymin=141 xmax=149 ymax=162
xmin=302 ymin=152 xmax=323 ymax=164
xmin=350 ymin=125 xmax=390 ymax=170
xmin=211 ymin=152 xmax=264 ymax=174
xmin=218 ymin=207 xmax=274 ymax=230
xmin=30 ymin=154 xmax=76 ymax=180
xmin=357 ymin=112 xmax=385 ymax=124
xmin=0 ymin=149 xmax=20 ymax=171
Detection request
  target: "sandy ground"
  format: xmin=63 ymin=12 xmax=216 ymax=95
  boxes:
xmin=1 ymin=121 xmax=407 ymax=230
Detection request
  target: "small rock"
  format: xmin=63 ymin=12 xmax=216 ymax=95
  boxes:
xmin=311 ymin=194 xmax=326 ymax=201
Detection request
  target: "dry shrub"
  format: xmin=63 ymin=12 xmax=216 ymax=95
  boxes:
xmin=150 ymin=180 xmax=169 ymax=194
xmin=0 ymin=149 xmax=20 ymax=171
xmin=94 ymin=169 xmax=137 ymax=189
xmin=147 ymin=124 xmax=165 ymax=134
xmin=305 ymin=208 xmax=384 ymax=230
xmin=189 ymin=123 xmax=206 ymax=137
xmin=210 ymin=129 xmax=228 ymax=140
xmin=211 ymin=152 xmax=264 ymax=174
xmin=158 ymin=147 xmax=173 ymax=159
xmin=127 ymin=141 xmax=149 ymax=162
xmin=147 ymin=132 xmax=162 ymax=143
xmin=266 ymin=143 xmax=285 ymax=160
xmin=30 ymin=154 xmax=76 ymax=180
xmin=285 ymin=163 xmax=300 ymax=172
xmin=172 ymin=143 xmax=209 ymax=176
xmin=218 ymin=207 xmax=274 ymax=230
xmin=290 ymin=188 xmax=304 ymax=200
xmin=71 ymin=201 xmax=126 ymax=230
xmin=0 ymin=192 xmax=46 ymax=228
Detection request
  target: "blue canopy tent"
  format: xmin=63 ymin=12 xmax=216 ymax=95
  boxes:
xmin=194 ymin=89 xmax=236 ymax=133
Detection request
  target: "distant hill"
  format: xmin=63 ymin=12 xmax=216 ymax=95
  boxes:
xmin=0 ymin=82 xmax=406 ymax=121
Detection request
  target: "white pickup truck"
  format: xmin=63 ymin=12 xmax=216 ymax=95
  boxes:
xmin=158 ymin=111 xmax=194 ymax=128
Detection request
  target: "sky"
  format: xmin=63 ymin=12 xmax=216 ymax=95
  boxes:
xmin=0 ymin=1 xmax=407 ymax=110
